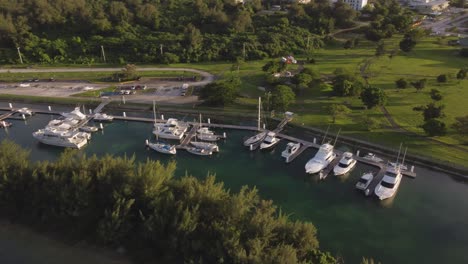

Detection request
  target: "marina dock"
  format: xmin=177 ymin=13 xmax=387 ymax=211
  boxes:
xmin=0 ymin=104 xmax=417 ymax=195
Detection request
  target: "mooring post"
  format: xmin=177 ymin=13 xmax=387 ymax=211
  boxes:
xmin=250 ymin=144 xmax=253 ymax=151
xmin=9 ymin=103 xmax=12 ymax=109
xmin=89 ymin=109 xmax=93 ymax=114
xmin=48 ymin=106 xmax=52 ymax=111
xmin=208 ymin=118 xmax=211 ymax=124
xmin=356 ymin=150 xmax=360 ymax=157
xmin=223 ymin=132 xmax=226 ymax=138
xmin=161 ymin=114 xmax=164 ymax=120
xmin=313 ymin=138 xmax=316 ymax=144
xmin=411 ymin=165 xmax=414 ymax=172
xmin=100 ymin=123 xmax=104 ymax=130
xmin=145 ymin=139 xmax=149 ymax=146
xmin=123 ymin=112 xmax=126 ymax=118
xmin=22 ymin=114 xmax=25 ymax=120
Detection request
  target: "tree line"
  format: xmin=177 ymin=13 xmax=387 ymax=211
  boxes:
xmin=0 ymin=140 xmax=336 ymax=263
xmin=0 ymin=0 xmax=390 ymax=65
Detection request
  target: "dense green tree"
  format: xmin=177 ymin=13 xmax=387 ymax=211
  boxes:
xmin=360 ymin=86 xmax=387 ymax=109
xmin=430 ymin=89 xmax=443 ymax=101
xmin=270 ymin=85 xmax=296 ymax=111
xmin=332 ymin=68 xmax=364 ymax=96
xmin=399 ymin=35 xmax=416 ymax=52
xmin=459 ymin=48 xmax=468 ymax=57
xmin=456 ymin=68 xmax=467 ymax=80
xmin=452 ymin=115 xmax=468 ymax=134
xmin=199 ymin=78 xmax=240 ymax=106
xmin=328 ymin=104 xmax=351 ymax=123
xmin=422 ymin=119 xmax=447 ymax=136
xmin=375 ymin=40 xmax=386 ymax=56
xmin=437 ymin=74 xmax=448 ymax=83
xmin=423 ymin=102 xmax=445 ymax=121
xmin=395 ymin=78 xmax=408 ymax=88
xmin=411 ymin=78 xmax=427 ymax=92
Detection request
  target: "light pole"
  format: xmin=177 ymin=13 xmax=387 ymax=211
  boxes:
xmin=16 ymin=47 xmax=23 ymax=64
xmin=101 ymin=45 xmax=106 ymax=63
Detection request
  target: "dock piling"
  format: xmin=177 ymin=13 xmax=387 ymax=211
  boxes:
xmin=89 ymin=109 xmax=93 ymax=114
xmin=356 ymin=150 xmax=360 ymax=156
xmin=223 ymin=132 xmax=226 ymax=138
xmin=208 ymin=118 xmax=211 ymax=124
xmin=313 ymin=138 xmax=316 ymax=144
xmin=145 ymin=139 xmax=149 ymax=146
xmin=100 ymin=123 xmax=104 ymax=130
xmin=250 ymin=144 xmax=253 ymax=151
xmin=21 ymin=114 xmax=25 ymax=120
xmin=411 ymin=165 xmax=414 ymax=172
xmin=9 ymin=103 xmax=12 ymax=109
xmin=161 ymin=114 xmax=164 ymax=120
xmin=123 ymin=112 xmax=126 ymax=118
xmin=48 ymin=106 xmax=51 ymax=111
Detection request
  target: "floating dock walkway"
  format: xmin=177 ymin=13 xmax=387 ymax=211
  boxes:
xmin=0 ymin=104 xmax=417 ymax=187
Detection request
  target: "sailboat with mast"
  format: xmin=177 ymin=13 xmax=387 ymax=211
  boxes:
xmin=147 ymin=101 xmax=177 ymax=155
xmin=244 ymin=97 xmax=267 ymax=146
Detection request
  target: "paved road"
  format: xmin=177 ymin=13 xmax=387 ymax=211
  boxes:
xmin=421 ymin=12 xmax=468 ymax=35
xmin=0 ymin=67 xmax=215 ymax=87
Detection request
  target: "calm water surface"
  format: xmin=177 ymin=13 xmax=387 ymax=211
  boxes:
xmin=1 ymin=104 xmax=468 ymax=264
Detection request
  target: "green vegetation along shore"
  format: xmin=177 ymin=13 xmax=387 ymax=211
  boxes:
xmin=0 ymin=140 xmax=335 ymax=263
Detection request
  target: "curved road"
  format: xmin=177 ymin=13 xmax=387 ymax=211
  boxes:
xmin=0 ymin=67 xmax=215 ymax=87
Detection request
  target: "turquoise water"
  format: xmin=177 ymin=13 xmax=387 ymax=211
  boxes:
xmin=1 ymin=105 xmax=468 ymax=264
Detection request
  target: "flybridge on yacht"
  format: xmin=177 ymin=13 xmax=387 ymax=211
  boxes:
xmin=333 ymin=152 xmax=357 ymax=176
xmin=154 ymin=118 xmax=189 ymax=132
xmin=61 ymin=107 xmax=87 ymax=120
xmin=260 ymin=131 xmax=280 ymax=150
xmin=281 ymin=142 xmax=301 ymax=160
xmin=305 ymin=143 xmax=336 ymax=174
xmin=33 ymin=128 xmax=89 ymax=149
xmin=374 ymin=144 xmax=407 ymax=200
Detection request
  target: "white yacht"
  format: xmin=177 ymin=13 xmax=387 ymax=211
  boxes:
xmin=281 ymin=142 xmax=301 ymax=159
xmin=33 ymin=128 xmax=88 ymax=149
xmin=79 ymin=126 xmax=99 ymax=133
xmin=186 ymin=147 xmax=212 ymax=156
xmin=362 ymin=153 xmax=384 ymax=163
xmin=374 ymin=164 xmax=403 ymax=200
xmin=197 ymin=127 xmax=214 ymax=135
xmin=333 ymin=152 xmax=357 ymax=176
xmin=46 ymin=118 xmax=79 ymax=131
xmin=154 ymin=118 xmax=189 ymax=132
xmin=244 ymin=131 xmax=267 ymax=147
xmin=355 ymin=172 xmax=374 ymax=191
xmin=190 ymin=141 xmax=219 ymax=152
xmin=147 ymin=141 xmax=177 ymax=155
xmin=260 ymin=132 xmax=280 ymax=150
xmin=61 ymin=107 xmax=87 ymax=120
xmin=153 ymin=126 xmax=184 ymax=140
xmin=305 ymin=143 xmax=336 ymax=174
xmin=93 ymin=113 xmax=114 ymax=122
xmin=18 ymin=107 xmax=33 ymax=116
xmin=197 ymin=132 xmax=219 ymax=142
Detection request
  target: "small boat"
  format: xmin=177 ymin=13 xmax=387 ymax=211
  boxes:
xmin=244 ymin=131 xmax=267 ymax=146
xmin=355 ymin=172 xmax=374 ymax=191
xmin=61 ymin=107 xmax=87 ymax=120
xmin=147 ymin=141 xmax=177 ymax=155
xmin=93 ymin=113 xmax=114 ymax=122
xmin=197 ymin=132 xmax=219 ymax=142
xmin=260 ymin=131 xmax=280 ymax=150
xmin=281 ymin=142 xmax=301 ymax=159
xmin=362 ymin=153 xmax=384 ymax=163
xmin=153 ymin=127 xmax=184 ymax=140
xmin=17 ymin=107 xmax=33 ymax=116
xmin=0 ymin=121 xmax=12 ymax=128
xmin=186 ymin=147 xmax=212 ymax=156
xmin=79 ymin=126 xmax=99 ymax=133
xmin=190 ymin=141 xmax=219 ymax=152
xmin=333 ymin=152 xmax=357 ymax=176
xmin=76 ymin=131 xmax=92 ymax=140
xmin=197 ymin=127 xmax=214 ymax=135
xmin=305 ymin=143 xmax=336 ymax=174
xmin=389 ymin=162 xmax=408 ymax=171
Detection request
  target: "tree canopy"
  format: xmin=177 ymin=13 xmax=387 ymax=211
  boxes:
xmin=360 ymin=86 xmax=387 ymax=109
xmin=199 ymin=77 xmax=240 ymax=106
xmin=270 ymin=85 xmax=296 ymax=112
xmin=0 ymin=140 xmax=335 ymax=263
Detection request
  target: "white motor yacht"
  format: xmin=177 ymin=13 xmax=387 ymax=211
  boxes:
xmin=154 ymin=118 xmax=189 ymax=132
xmin=260 ymin=132 xmax=280 ymax=150
xmin=186 ymin=147 xmax=212 ymax=156
xmin=197 ymin=127 xmax=214 ymax=135
xmin=333 ymin=152 xmax=357 ymax=176
xmin=374 ymin=164 xmax=403 ymax=200
xmin=93 ymin=113 xmax=114 ymax=122
xmin=190 ymin=141 xmax=219 ymax=152
xmin=281 ymin=142 xmax=301 ymax=159
xmin=197 ymin=132 xmax=219 ymax=142
xmin=17 ymin=107 xmax=33 ymax=116
xmin=355 ymin=172 xmax=374 ymax=191
xmin=153 ymin=126 xmax=184 ymax=140
xmin=305 ymin=143 xmax=336 ymax=174
xmin=147 ymin=141 xmax=177 ymax=155
xmin=61 ymin=107 xmax=87 ymax=120
xmin=33 ymin=128 xmax=88 ymax=149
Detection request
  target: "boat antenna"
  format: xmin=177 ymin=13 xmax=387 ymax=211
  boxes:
xmin=401 ymin=147 xmax=408 ymax=168
xmin=322 ymin=124 xmax=330 ymax=144
xmin=199 ymin=113 xmax=202 ymax=127
xmin=152 ymin=100 xmax=156 ymax=123
xmin=396 ymin=142 xmax=402 ymax=165
xmin=257 ymin=97 xmax=261 ymax=131
xmin=333 ymin=128 xmax=341 ymax=146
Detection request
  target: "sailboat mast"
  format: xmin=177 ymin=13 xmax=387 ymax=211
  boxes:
xmin=401 ymin=147 xmax=408 ymax=167
xmin=396 ymin=143 xmax=402 ymax=165
xmin=152 ymin=100 xmax=156 ymax=123
xmin=257 ymin=97 xmax=261 ymax=131
xmin=333 ymin=128 xmax=341 ymax=146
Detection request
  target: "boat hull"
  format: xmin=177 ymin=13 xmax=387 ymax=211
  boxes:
xmin=33 ymin=133 xmax=87 ymax=149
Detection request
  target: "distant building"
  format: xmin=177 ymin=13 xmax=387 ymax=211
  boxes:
xmin=343 ymin=0 xmax=368 ymax=10
xmin=408 ymin=0 xmax=449 ymax=14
